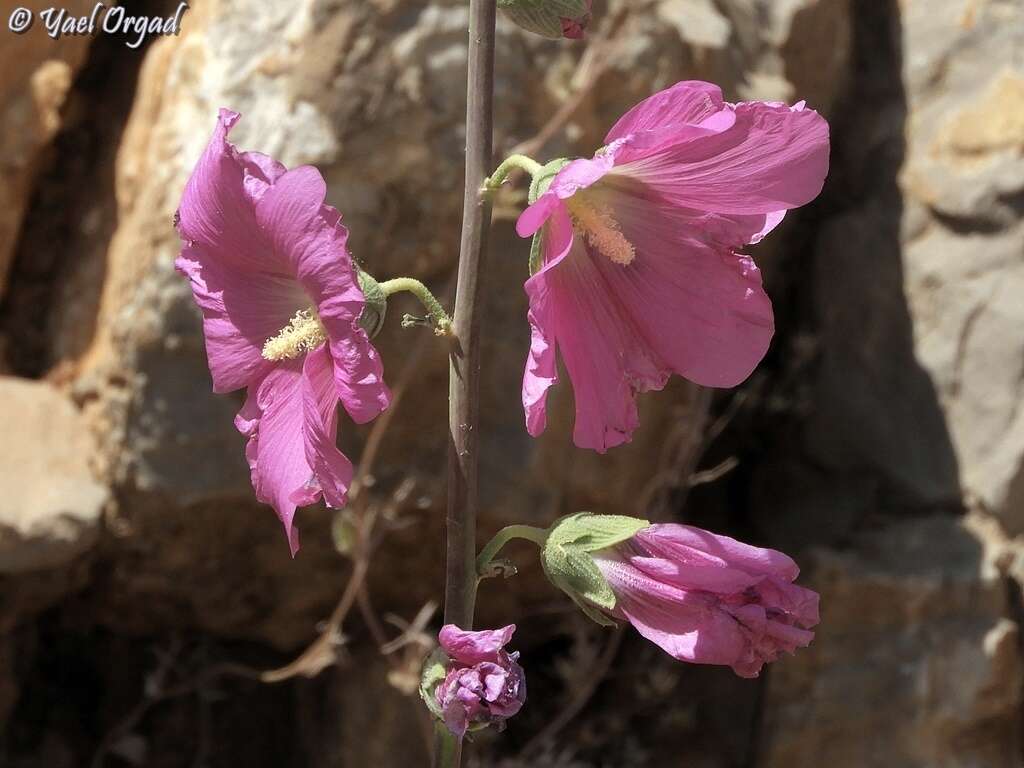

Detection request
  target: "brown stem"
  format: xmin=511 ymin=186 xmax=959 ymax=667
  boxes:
xmin=437 ymin=1 xmax=496 ymax=764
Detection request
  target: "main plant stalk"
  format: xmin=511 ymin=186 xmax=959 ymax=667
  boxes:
xmin=436 ymin=0 xmax=497 ymax=765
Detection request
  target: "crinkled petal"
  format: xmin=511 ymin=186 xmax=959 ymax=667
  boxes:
xmin=605 ymin=81 xmax=728 ymax=143
xmin=293 ymin=344 xmax=353 ymax=509
xmin=253 ymin=167 xmax=391 ymax=422
xmin=176 ymin=244 xmax=306 ymax=393
xmin=176 ymin=109 xmax=289 ymax=275
xmin=636 ymin=524 xmax=800 ymax=581
xmin=239 ymin=150 xmax=287 ymax=204
xmin=439 ymin=624 xmax=516 ymax=666
xmin=615 ymin=101 xmax=830 ymax=214
xmin=586 ymin=188 xmax=774 ymax=388
xmin=243 ymin=359 xmax=310 ymax=557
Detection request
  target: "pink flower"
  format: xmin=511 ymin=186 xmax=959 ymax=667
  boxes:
xmin=175 ymin=109 xmax=390 ymax=556
xmin=517 ymin=81 xmax=830 ymax=452
xmin=436 ymin=624 xmax=526 ymax=738
xmin=593 ymin=524 xmax=819 ymax=678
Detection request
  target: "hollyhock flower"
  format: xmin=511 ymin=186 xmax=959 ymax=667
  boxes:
xmin=432 ymin=624 xmax=526 ymax=738
xmin=175 ymin=109 xmax=390 ymax=556
xmin=517 ymin=80 xmax=830 ymax=452
xmin=540 ymin=513 xmax=819 ymax=678
xmin=499 ymin=0 xmax=592 ymax=39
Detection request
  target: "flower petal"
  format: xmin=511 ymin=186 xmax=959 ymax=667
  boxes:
xmin=627 ymin=555 xmax=762 ymax=594
xmin=587 ymin=190 xmax=774 ymax=388
xmin=522 ymin=205 xmax=574 ymax=436
xmin=242 ymin=359 xmax=311 ymax=556
xmin=605 ymin=81 xmax=729 ymax=143
xmin=176 ymin=109 xmax=288 ymax=275
xmin=254 ymin=167 xmax=391 ymax=423
xmin=176 ymin=244 xmax=306 ymax=393
xmin=594 ymin=554 xmax=750 ymax=669
xmin=438 ymin=624 xmax=517 ymax=666
xmin=530 ymin=236 xmax=669 ymax=452
xmin=636 ymin=524 xmax=800 ymax=581
xmin=295 ymin=345 xmax=353 ymax=509
xmin=615 ymin=100 xmax=830 ymax=214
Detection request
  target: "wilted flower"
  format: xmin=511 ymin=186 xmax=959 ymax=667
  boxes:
xmin=422 ymin=624 xmax=527 ymax=738
xmin=540 ymin=513 xmax=819 ymax=678
xmin=175 ymin=109 xmax=390 ymax=556
xmin=517 ymin=80 xmax=830 ymax=452
xmin=499 ymin=0 xmax=592 ymax=39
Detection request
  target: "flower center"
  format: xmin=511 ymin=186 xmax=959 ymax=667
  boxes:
xmin=261 ymin=309 xmax=327 ymax=361
xmin=566 ymin=195 xmax=635 ymax=266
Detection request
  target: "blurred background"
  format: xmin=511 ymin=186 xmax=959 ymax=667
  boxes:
xmin=1 ymin=0 xmax=1022 ymax=765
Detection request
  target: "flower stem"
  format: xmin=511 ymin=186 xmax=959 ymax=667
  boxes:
xmin=379 ymin=277 xmax=453 ymax=335
xmin=439 ymin=5 xmax=496 ymax=767
xmin=483 ymin=153 xmax=543 ymax=191
xmin=434 ymin=722 xmax=461 ymax=768
xmin=476 ymin=524 xmax=548 ymax=577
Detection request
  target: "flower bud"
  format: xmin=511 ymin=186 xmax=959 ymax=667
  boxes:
xmin=419 ymin=625 xmax=526 ymax=738
xmin=498 ymin=0 xmax=593 ymax=40
xmin=356 ymin=269 xmax=387 ymax=338
xmin=540 ymin=513 xmax=821 ymax=678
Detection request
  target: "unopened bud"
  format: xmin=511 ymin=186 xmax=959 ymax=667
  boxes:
xmin=499 ymin=0 xmax=593 ymax=40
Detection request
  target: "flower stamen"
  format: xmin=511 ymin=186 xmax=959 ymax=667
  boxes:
xmin=567 ymin=196 xmax=635 ymax=266
xmin=262 ymin=309 xmax=327 ymax=361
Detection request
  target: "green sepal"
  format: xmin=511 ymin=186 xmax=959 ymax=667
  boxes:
xmin=418 ymin=649 xmax=448 ymax=720
xmin=528 ymin=231 xmax=544 ymax=275
xmin=528 ymin=158 xmax=571 ymax=204
xmin=356 ymin=269 xmax=388 ymax=338
xmin=546 ymin=512 xmax=650 ymax=553
xmin=542 ymin=540 xmax=616 ymax=609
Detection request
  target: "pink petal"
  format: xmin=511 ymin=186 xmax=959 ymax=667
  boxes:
xmin=615 ymin=100 xmax=830 ymax=214
xmin=588 ymin=191 xmax=774 ymax=388
xmin=176 ymin=109 xmax=289 ymax=275
xmin=517 ymin=193 xmax=562 ymax=238
xmin=546 ymin=153 xmax=618 ymax=199
xmin=636 ymin=524 xmax=800 ymax=581
xmin=295 ymin=345 xmax=354 ymax=509
xmin=605 ymin=81 xmax=729 ymax=143
xmin=627 ymin=555 xmax=762 ymax=594
xmin=253 ymin=167 xmax=391 ymax=423
xmin=176 ymin=244 xmax=306 ymax=393
xmin=243 ymin=359 xmax=311 ymax=556
xmin=438 ymin=624 xmax=516 ymax=666
xmin=522 ymin=205 xmax=574 ymax=436
xmin=238 ymin=150 xmax=287 ymax=204
xmin=595 ymin=555 xmax=749 ymax=668
xmin=529 ymin=235 xmax=669 ymax=452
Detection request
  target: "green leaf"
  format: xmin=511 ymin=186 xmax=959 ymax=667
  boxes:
xmin=547 ymin=512 xmax=649 ymax=553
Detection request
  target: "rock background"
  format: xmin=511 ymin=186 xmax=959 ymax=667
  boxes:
xmin=0 ymin=0 xmax=1021 ymax=766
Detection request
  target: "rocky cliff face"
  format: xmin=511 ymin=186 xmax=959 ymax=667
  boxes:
xmin=0 ymin=1 xmax=1021 ymax=766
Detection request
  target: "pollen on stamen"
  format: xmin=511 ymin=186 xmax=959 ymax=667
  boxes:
xmin=568 ymin=198 xmax=636 ymax=266
xmin=262 ymin=309 xmax=327 ymax=361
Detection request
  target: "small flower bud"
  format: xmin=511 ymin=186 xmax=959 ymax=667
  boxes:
xmin=356 ymin=269 xmax=388 ymax=338
xmin=499 ymin=0 xmax=592 ymax=40
xmin=419 ymin=625 xmax=527 ymax=739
